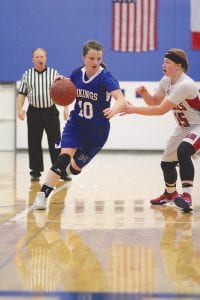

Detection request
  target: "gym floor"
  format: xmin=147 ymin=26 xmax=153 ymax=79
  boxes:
xmin=0 ymin=150 xmax=200 ymax=300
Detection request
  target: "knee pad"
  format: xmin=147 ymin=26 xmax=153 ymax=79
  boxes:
xmin=177 ymin=141 xmax=194 ymax=162
xmin=51 ymin=153 xmax=71 ymax=176
xmin=161 ymin=161 xmax=178 ymax=184
xmin=177 ymin=142 xmax=194 ymax=181
xmin=69 ymin=164 xmax=81 ymax=175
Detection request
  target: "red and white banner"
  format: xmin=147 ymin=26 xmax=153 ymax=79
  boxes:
xmin=191 ymin=0 xmax=200 ymax=50
xmin=112 ymin=0 xmax=157 ymax=52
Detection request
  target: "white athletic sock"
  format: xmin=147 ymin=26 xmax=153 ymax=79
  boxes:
xmin=165 ymin=184 xmax=176 ymax=194
xmin=182 ymin=186 xmax=192 ymax=195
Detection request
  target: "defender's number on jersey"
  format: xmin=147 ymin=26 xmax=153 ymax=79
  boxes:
xmin=174 ymin=112 xmax=190 ymax=127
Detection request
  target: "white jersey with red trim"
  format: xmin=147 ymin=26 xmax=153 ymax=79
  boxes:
xmin=156 ymin=73 xmax=200 ymax=127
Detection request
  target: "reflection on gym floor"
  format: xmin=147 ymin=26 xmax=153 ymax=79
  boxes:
xmin=0 ymin=151 xmax=200 ymax=299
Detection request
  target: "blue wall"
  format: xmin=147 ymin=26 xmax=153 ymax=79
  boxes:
xmin=0 ymin=0 xmax=199 ymax=82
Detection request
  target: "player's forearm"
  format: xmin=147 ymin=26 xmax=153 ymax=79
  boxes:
xmin=136 ymin=86 xmax=157 ymax=106
xmin=113 ymin=97 xmax=126 ymax=114
xmin=133 ymin=105 xmax=165 ymax=116
xmin=142 ymin=93 xmax=156 ymax=106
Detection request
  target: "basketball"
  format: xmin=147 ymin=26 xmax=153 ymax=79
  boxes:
xmin=50 ymin=77 xmax=77 ymax=106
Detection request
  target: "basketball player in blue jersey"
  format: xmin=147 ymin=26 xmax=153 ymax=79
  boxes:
xmin=33 ymin=40 xmax=126 ymax=209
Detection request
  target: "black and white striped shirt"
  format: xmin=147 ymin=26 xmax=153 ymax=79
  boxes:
xmin=18 ymin=67 xmax=59 ymax=108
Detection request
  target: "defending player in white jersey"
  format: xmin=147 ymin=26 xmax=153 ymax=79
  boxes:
xmin=122 ymin=48 xmax=200 ymax=212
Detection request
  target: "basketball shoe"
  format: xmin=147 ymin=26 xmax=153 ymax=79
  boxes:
xmin=174 ymin=193 xmax=193 ymax=212
xmin=32 ymin=192 xmax=47 ymax=210
xmin=150 ymin=190 xmax=178 ymax=205
xmin=60 ymin=172 xmax=72 ymax=181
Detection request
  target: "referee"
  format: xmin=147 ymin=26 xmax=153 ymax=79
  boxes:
xmin=17 ymin=48 xmax=71 ymax=181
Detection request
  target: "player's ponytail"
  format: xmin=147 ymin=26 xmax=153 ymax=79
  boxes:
xmin=100 ymin=62 xmax=107 ymax=69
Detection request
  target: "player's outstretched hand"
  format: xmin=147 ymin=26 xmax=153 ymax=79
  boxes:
xmin=53 ymin=75 xmax=65 ymax=83
xmin=54 ymin=75 xmax=70 ymax=83
xmin=120 ymin=101 xmax=135 ymax=116
xmin=136 ymin=85 xmax=148 ymax=97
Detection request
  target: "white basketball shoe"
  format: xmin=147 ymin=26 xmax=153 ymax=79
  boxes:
xmin=32 ymin=192 xmax=47 ymax=210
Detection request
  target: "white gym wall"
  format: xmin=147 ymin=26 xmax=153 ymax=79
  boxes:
xmin=1 ymin=81 xmax=199 ymax=151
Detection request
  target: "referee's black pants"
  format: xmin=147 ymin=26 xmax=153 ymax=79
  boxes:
xmin=27 ymin=104 xmax=61 ymax=175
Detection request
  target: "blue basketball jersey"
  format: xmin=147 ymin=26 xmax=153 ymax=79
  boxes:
xmin=70 ymin=66 xmax=120 ymax=123
xmin=60 ymin=66 xmax=120 ymax=168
